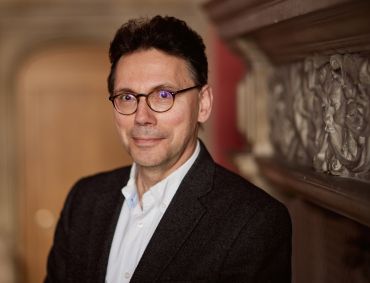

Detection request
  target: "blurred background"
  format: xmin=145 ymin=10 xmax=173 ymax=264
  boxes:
xmin=2 ymin=1 xmax=370 ymax=283
xmin=0 ymin=0 xmax=245 ymax=282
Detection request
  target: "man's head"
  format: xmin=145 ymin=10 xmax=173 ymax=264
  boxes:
xmin=107 ymin=16 xmax=212 ymax=176
xmin=108 ymin=15 xmax=208 ymax=95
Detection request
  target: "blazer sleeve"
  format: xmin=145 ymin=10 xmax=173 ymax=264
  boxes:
xmin=44 ymin=180 xmax=80 ymax=283
xmin=219 ymin=201 xmax=292 ymax=283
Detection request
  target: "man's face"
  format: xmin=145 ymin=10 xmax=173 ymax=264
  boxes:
xmin=112 ymin=48 xmax=212 ymax=173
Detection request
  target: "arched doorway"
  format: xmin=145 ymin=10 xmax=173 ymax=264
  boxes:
xmin=16 ymin=43 xmax=131 ymax=283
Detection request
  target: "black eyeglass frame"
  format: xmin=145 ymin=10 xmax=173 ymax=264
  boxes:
xmin=108 ymin=85 xmax=201 ymax=115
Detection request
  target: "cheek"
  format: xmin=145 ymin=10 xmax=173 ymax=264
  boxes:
xmin=114 ymin=113 xmax=131 ymax=136
xmin=168 ymin=112 xmax=184 ymax=126
xmin=165 ymin=106 xmax=197 ymax=136
xmin=114 ymin=112 xmax=123 ymax=129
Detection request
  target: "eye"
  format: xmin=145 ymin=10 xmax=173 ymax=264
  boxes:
xmin=158 ymin=90 xmax=172 ymax=99
xmin=119 ymin=93 xmax=136 ymax=102
xmin=124 ymin=94 xmax=133 ymax=101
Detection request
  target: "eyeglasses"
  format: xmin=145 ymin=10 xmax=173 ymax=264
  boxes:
xmin=109 ymin=85 xmax=200 ymax=115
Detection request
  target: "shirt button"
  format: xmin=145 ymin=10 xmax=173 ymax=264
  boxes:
xmin=124 ymin=272 xmax=131 ymax=279
xmin=137 ymin=222 xmax=143 ymax=228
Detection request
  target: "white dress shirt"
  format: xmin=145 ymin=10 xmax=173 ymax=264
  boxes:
xmin=105 ymin=141 xmax=200 ymax=283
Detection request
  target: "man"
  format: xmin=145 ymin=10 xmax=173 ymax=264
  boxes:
xmin=45 ymin=16 xmax=291 ymax=283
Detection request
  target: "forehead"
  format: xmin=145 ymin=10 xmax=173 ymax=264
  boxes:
xmin=114 ymin=49 xmax=194 ymax=90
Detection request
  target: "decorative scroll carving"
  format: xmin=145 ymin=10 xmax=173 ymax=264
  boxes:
xmin=270 ymin=54 xmax=370 ymax=180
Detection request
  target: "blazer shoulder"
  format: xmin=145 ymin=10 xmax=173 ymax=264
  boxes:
xmin=59 ymin=166 xmax=130 ymax=218
xmin=212 ymin=163 xmax=290 ymax=221
xmin=77 ymin=165 xmax=131 ymax=184
xmin=70 ymin=166 xmax=131 ymax=197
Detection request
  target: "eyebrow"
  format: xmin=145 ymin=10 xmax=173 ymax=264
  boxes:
xmin=113 ymin=84 xmax=177 ymax=95
xmin=113 ymin=87 xmax=135 ymax=95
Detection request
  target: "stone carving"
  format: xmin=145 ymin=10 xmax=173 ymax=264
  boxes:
xmin=270 ymin=54 xmax=370 ymax=180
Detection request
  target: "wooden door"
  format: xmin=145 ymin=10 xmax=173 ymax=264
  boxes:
xmin=16 ymin=43 xmax=131 ymax=283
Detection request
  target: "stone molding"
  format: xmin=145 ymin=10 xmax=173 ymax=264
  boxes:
xmin=270 ymin=54 xmax=370 ymax=180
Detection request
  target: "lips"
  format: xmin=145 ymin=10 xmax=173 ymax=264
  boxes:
xmin=132 ymin=136 xmax=164 ymax=147
xmin=130 ymin=127 xmax=166 ymax=147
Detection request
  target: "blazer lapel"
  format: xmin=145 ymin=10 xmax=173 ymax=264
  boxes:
xmin=86 ymin=169 xmax=129 ymax=283
xmin=131 ymin=144 xmax=215 ymax=282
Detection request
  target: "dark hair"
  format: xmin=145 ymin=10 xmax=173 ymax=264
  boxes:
xmin=107 ymin=15 xmax=208 ymax=95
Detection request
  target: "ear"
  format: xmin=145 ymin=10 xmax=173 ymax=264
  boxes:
xmin=197 ymin=84 xmax=213 ymax=123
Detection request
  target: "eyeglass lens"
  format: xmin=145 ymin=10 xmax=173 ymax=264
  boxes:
xmin=114 ymin=90 xmax=174 ymax=114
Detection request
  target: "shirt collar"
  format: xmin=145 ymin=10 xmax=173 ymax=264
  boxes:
xmin=121 ymin=140 xmax=200 ymax=211
xmin=121 ymin=163 xmax=138 ymax=208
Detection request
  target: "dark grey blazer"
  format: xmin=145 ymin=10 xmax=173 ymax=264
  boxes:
xmin=45 ymin=143 xmax=291 ymax=283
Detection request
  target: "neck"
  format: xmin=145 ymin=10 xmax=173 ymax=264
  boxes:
xmin=136 ymin=168 xmax=165 ymax=200
xmin=135 ymin=140 xmax=198 ymax=201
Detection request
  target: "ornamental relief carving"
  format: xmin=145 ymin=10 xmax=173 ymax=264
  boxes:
xmin=270 ymin=54 xmax=370 ymax=180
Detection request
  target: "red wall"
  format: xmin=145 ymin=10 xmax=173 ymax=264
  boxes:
xmin=211 ymin=35 xmax=246 ymax=172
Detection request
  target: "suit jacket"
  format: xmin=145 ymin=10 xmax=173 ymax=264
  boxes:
xmin=45 ymin=143 xmax=291 ymax=283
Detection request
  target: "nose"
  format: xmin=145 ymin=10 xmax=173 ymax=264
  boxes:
xmin=134 ymin=97 xmax=156 ymax=125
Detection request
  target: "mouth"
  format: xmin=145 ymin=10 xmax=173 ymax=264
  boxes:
xmin=132 ymin=137 xmax=164 ymax=147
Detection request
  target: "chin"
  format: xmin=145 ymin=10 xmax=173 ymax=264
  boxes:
xmin=131 ymin=151 xmax=167 ymax=167
xmin=135 ymin=158 xmax=166 ymax=168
